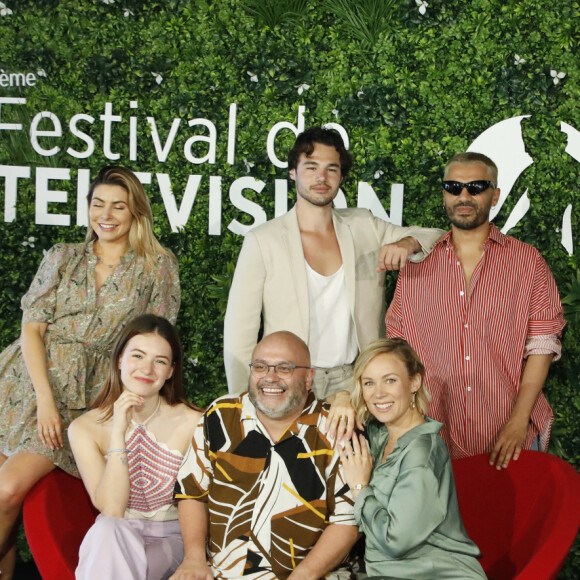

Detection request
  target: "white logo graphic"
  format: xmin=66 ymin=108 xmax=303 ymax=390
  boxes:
xmin=468 ymin=116 xmax=580 ymax=255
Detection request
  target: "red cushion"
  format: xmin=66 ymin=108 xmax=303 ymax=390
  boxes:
xmin=23 ymin=469 xmax=98 ymax=580
xmin=452 ymin=451 xmax=580 ymax=580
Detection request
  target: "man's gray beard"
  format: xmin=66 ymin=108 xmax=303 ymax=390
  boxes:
xmin=249 ymin=380 xmax=308 ymax=419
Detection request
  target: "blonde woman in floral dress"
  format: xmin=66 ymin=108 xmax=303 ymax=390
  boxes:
xmin=0 ymin=166 xmax=180 ymax=579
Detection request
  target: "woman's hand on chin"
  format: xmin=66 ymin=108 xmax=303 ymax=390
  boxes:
xmin=111 ymin=390 xmax=144 ymax=434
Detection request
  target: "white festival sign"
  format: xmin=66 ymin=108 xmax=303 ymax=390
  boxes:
xmin=0 ymin=102 xmax=578 ymax=254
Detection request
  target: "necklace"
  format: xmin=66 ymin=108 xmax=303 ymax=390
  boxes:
xmin=94 ymin=242 xmax=123 ymax=269
xmin=132 ymin=397 xmax=162 ymax=426
xmin=96 ymin=255 xmax=119 ymax=269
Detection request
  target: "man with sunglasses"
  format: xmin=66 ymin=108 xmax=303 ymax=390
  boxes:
xmin=172 ymin=331 xmax=358 ymax=580
xmin=386 ymin=152 xmax=565 ymax=469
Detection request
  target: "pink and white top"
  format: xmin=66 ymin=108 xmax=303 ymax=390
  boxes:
xmin=124 ymin=422 xmax=183 ymax=521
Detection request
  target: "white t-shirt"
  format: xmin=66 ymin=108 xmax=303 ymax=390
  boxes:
xmin=305 ymin=262 xmax=358 ymax=368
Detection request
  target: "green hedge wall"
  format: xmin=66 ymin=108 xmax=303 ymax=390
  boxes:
xmin=1 ymin=0 xmax=579 ymax=575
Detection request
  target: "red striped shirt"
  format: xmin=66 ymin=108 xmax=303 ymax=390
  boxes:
xmin=386 ymin=224 xmax=565 ymax=459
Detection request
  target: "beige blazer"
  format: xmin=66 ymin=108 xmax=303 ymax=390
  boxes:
xmin=224 ymin=207 xmax=442 ymax=392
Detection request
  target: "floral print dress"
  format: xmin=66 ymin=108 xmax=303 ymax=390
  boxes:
xmin=0 ymin=242 xmax=180 ymax=476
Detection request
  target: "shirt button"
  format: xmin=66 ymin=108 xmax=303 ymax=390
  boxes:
xmin=456 ymin=261 xmax=460 ymax=266
xmin=465 ymin=355 xmax=470 ymax=361
xmin=460 ymin=291 xmax=465 ymax=296
xmin=464 ymin=324 xmax=469 ymax=328
xmin=467 ymin=386 xmax=472 ymax=392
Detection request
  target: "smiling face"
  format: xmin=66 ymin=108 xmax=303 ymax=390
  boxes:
xmin=289 ymin=143 xmax=343 ymax=208
xmin=443 ymin=162 xmax=500 ymax=231
xmin=361 ymin=352 xmax=422 ymax=430
xmin=89 ymin=184 xmax=133 ymax=246
xmin=248 ymin=333 xmax=312 ymax=421
xmin=118 ymin=332 xmax=174 ymax=398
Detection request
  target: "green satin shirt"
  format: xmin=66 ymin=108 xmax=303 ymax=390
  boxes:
xmin=354 ymin=418 xmax=487 ymax=579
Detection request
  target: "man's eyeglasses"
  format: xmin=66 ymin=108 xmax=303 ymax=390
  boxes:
xmin=249 ymin=362 xmax=311 ymax=379
xmin=442 ymin=180 xmax=496 ymax=196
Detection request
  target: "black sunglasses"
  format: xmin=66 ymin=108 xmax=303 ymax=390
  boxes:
xmin=442 ymin=180 xmax=496 ymax=196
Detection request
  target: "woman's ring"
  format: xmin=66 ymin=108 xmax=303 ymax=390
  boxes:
xmin=48 ymin=428 xmax=55 ymax=433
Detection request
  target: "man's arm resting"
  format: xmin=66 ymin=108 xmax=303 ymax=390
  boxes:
xmin=400 ymin=226 xmax=445 ymax=260
xmin=376 ymin=224 xmax=444 ymax=272
xmin=489 ymin=353 xmax=554 ymax=470
xmin=377 ymin=236 xmax=421 ymax=271
xmin=287 ymin=524 xmax=359 ymax=580
xmin=169 ymin=499 xmax=213 ymax=580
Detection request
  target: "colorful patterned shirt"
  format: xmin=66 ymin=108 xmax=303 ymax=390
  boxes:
xmin=386 ymin=225 xmax=565 ymax=459
xmin=174 ymin=392 xmax=356 ymax=579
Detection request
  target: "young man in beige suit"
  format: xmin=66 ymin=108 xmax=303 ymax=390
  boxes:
xmin=224 ymin=127 xmax=442 ymax=438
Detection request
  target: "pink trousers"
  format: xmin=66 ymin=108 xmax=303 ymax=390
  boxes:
xmin=76 ymin=515 xmax=184 ymax=580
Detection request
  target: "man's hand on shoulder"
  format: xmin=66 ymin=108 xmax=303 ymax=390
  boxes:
xmin=377 ymin=236 xmax=420 ymax=271
xmin=323 ymin=390 xmax=362 ymax=443
xmin=169 ymin=556 xmax=213 ymax=580
xmin=489 ymin=415 xmax=528 ymax=470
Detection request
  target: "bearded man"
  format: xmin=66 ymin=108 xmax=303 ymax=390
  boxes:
xmin=386 ymin=152 xmax=565 ymax=469
xmin=172 ymin=331 xmax=358 ymax=580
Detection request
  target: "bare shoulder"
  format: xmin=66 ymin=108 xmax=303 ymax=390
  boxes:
xmin=159 ymin=403 xmax=202 ymax=454
xmin=170 ymin=403 xmax=203 ymax=424
xmin=159 ymin=402 xmax=202 ymax=428
xmin=69 ymin=408 xmax=109 ymax=441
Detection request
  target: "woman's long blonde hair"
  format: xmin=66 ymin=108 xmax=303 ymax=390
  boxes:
xmin=85 ymin=166 xmax=174 ymax=268
xmin=351 ymin=338 xmax=431 ymax=425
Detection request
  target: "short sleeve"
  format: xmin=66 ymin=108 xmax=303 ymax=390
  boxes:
xmin=327 ymin=456 xmax=357 ymax=526
xmin=527 ymin=252 xmax=565 ymax=338
xmin=147 ymin=252 xmax=181 ymax=324
xmin=174 ymin=416 xmax=213 ymax=502
xmin=21 ymin=244 xmax=70 ymax=324
xmin=525 ymin=334 xmax=561 ymax=360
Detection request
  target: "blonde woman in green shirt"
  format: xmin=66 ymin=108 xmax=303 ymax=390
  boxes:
xmin=337 ymin=338 xmax=486 ymax=579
